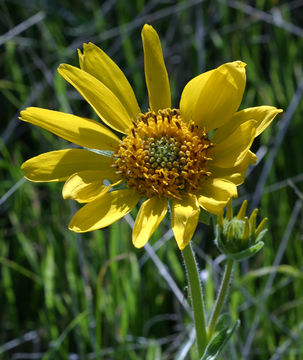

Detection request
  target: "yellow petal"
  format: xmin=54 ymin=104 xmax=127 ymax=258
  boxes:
xmin=141 ymin=24 xmax=171 ymax=112
xmin=63 ymin=170 xmax=119 ymax=203
xmin=180 ymin=70 xmax=214 ymax=123
xmin=21 ymin=149 xmax=114 ymax=182
xmin=209 ymin=151 xmax=257 ymax=186
xmin=252 ymin=106 xmax=282 ymax=137
xmin=132 ymin=197 xmax=168 ymax=248
xmin=212 ymin=106 xmax=283 ymax=143
xmin=69 ymin=189 xmax=141 ymax=232
xmin=171 ymin=194 xmax=200 ymax=250
xmin=211 ymin=120 xmax=256 ymax=168
xmin=58 ymin=64 xmax=132 ymax=133
xmin=78 ymin=43 xmax=140 ymax=120
xmin=180 ymin=61 xmax=246 ymax=131
xmin=197 ymin=178 xmax=237 ymax=215
xmin=20 ymin=107 xmax=120 ymax=151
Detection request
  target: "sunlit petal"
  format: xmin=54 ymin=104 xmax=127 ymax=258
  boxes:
xmin=211 ymin=120 xmax=256 ymax=168
xmin=171 ymin=194 xmax=200 ymax=250
xmin=181 ymin=61 xmax=246 ymax=131
xmin=132 ymin=197 xmax=168 ymax=248
xmin=197 ymin=178 xmax=237 ymax=215
xmin=209 ymin=151 xmax=257 ymax=186
xmin=20 ymin=107 xmax=120 ymax=150
xmin=58 ymin=64 xmax=132 ymax=133
xmin=212 ymin=106 xmax=282 ymax=143
xmin=21 ymin=149 xmax=114 ymax=182
xmin=180 ymin=70 xmax=214 ymax=123
xmin=141 ymin=24 xmax=171 ymax=112
xmin=78 ymin=43 xmax=140 ymax=120
xmin=63 ymin=170 xmax=119 ymax=203
xmin=69 ymin=189 xmax=141 ymax=232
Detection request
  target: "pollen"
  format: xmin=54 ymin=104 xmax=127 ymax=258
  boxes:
xmin=112 ymin=109 xmax=213 ymax=199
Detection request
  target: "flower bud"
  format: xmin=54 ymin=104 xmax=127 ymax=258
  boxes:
xmin=215 ymin=200 xmax=268 ymax=261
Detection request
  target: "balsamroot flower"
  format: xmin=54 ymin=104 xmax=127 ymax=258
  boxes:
xmin=20 ymin=25 xmax=282 ymax=250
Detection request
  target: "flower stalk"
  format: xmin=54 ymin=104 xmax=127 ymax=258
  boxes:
xmin=182 ymin=243 xmax=208 ymax=356
xmin=207 ymin=258 xmax=234 ymax=339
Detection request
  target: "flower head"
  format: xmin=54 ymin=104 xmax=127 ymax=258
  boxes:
xmin=215 ymin=200 xmax=268 ymax=261
xmin=20 ymin=24 xmax=282 ymax=250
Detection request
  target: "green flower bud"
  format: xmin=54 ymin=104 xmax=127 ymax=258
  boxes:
xmin=215 ymin=200 xmax=268 ymax=261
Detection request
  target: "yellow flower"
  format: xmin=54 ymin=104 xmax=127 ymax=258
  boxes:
xmin=20 ymin=24 xmax=282 ymax=250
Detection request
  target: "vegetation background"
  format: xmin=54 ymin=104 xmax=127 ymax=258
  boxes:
xmin=1 ymin=0 xmax=303 ymax=359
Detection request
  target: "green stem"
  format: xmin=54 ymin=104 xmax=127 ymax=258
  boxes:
xmin=207 ymin=258 xmax=234 ymax=339
xmin=182 ymin=243 xmax=208 ymax=356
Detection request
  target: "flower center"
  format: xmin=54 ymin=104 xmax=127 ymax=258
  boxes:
xmin=112 ymin=109 xmax=213 ymax=199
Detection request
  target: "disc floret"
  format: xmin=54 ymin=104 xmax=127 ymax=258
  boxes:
xmin=113 ymin=109 xmax=213 ymax=199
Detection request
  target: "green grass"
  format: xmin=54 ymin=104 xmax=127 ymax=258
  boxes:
xmin=1 ymin=0 xmax=303 ymax=359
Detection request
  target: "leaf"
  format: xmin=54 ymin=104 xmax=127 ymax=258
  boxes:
xmin=227 ymin=241 xmax=264 ymax=261
xmin=256 ymin=228 xmax=268 ymax=242
xmin=200 ymin=320 xmax=240 ymax=360
xmin=214 ymin=313 xmax=232 ymax=332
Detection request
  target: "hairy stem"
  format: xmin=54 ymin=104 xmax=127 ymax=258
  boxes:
xmin=182 ymin=243 xmax=208 ymax=356
xmin=207 ymin=258 xmax=234 ymax=338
